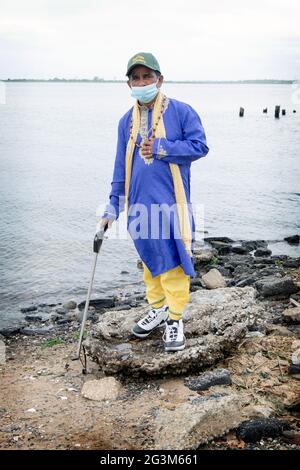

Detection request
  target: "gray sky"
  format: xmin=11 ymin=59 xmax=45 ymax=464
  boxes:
xmin=0 ymin=0 xmax=299 ymax=80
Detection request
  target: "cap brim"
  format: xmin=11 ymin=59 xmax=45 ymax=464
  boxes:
xmin=126 ymin=63 xmax=158 ymax=76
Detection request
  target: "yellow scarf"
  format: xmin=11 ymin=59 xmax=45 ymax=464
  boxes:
xmin=125 ymin=91 xmax=192 ymax=257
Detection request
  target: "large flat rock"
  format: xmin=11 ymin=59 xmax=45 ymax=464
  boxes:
xmin=85 ymin=287 xmax=265 ymax=377
xmin=154 ymin=392 xmax=249 ymax=449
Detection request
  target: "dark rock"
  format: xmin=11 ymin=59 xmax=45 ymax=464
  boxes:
xmin=55 ymin=307 xmax=68 ymax=315
xmin=239 ymin=240 xmax=267 ymax=251
xmin=113 ymin=305 xmax=132 ymax=311
xmin=255 ymin=240 xmax=268 ymax=248
xmin=211 ymin=265 xmax=232 ymax=277
xmin=253 ymin=257 xmax=275 ymax=265
xmin=234 ymin=276 xmax=257 ymax=287
xmin=121 ymin=270 xmax=129 ymax=274
xmin=223 ymin=263 xmax=235 ymax=272
xmin=20 ymin=326 xmax=55 ymax=336
xmin=286 ymin=399 xmax=300 ymax=412
xmin=56 ymin=318 xmax=69 ymax=325
xmin=232 ymin=246 xmax=249 ymax=255
xmin=236 ymin=418 xmax=291 ymax=442
xmin=283 ymin=258 xmax=300 ymax=268
xmin=20 ymin=305 xmax=37 ymax=313
xmin=50 ymin=313 xmax=61 ymax=322
xmin=259 ymin=267 xmax=284 ymax=276
xmin=288 ymin=364 xmax=300 ymax=375
xmin=76 ymin=309 xmax=96 ymax=322
xmin=24 ymin=315 xmax=43 ymax=322
xmin=78 ymin=297 xmax=115 ymax=312
xmin=241 ymin=241 xmax=259 ymax=251
xmin=255 ymin=275 xmax=299 ymax=298
xmin=0 ymin=327 xmax=20 ymax=337
xmin=284 ymin=235 xmax=300 ymax=245
xmin=271 ymin=255 xmax=288 ymax=262
xmin=221 ymin=255 xmax=254 ymax=268
xmin=254 ymin=248 xmax=272 ymax=257
xmin=208 ymin=242 xmax=232 ymax=254
xmin=185 ymin=368 xmax=232 ymax=391
xmin=233 ymin=265 xmax=254 ymax=276
xmin=135 ymin=294 xmax=146 ymax=301
xmin=204 ymin=237 xmax=234 ymax=244
xmin=217 ymin=245 xmax=232 ymax=255
xmin=211 ymin=242 xmax=232 ymax=255
xmin=190 ymin=278 xmax=203 ymax=287
xmin=194 ymin=249 xmax=218 ymax=267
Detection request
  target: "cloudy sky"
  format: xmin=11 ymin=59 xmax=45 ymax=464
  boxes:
xmin=0 ymin=0 xmax=299 ymax=80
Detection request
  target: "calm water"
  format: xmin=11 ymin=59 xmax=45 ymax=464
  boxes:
xmin=0 ymin=82 xmax=299 ymax=327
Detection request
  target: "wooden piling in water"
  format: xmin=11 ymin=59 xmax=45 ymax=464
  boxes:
xmin=239 ymin=107 xmax=244 ymax=117
xmin=263 ymin=108 xmax=268 ymax=113
xmin=282 ymin=109 xmax=286 ymax=115
xmin=275 ymin=105 xmax=280 ymax=118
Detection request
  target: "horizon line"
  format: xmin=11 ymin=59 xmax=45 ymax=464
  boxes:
xmin=1 ymin=78 xmax=297 ymax=84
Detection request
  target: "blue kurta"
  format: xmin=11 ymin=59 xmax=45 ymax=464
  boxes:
xmin=103 ymin=96 xmax=209 ymax=278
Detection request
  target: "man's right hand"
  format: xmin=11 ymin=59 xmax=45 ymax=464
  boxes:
xmin=99 ymin=217 xmax=114 ymax=230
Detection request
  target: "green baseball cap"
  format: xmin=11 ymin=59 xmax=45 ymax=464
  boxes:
xmin=126 ymin=52 xmax=161 ymax=77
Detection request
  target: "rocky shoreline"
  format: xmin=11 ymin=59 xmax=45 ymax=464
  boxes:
xmin=1 ymin=235 xmax=300 ymax=450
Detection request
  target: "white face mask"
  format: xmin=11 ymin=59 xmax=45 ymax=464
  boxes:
xmin=130 ymin=80 xmax=159 ymax=103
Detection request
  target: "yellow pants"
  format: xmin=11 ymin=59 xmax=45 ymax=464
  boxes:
xmin=142 ymin=262 xmax=190 ymax=321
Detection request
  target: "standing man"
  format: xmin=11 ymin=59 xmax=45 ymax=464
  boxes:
xmin=101 ymin=52 xmax=209 ymax=352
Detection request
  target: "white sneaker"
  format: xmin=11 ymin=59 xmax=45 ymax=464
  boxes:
xmin=163 ymin=319 xmax=186 ymax=352
xmin=132 ymin=305 xmax=169 ymax=338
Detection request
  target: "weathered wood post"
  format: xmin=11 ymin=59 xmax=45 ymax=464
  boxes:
xmin=239 ymin=107 xmax=244 ymax=117
xmin=275 ymin=105 xmax=280 ymax=118
xmin=282 ymin=109 xmax=286 ymax=115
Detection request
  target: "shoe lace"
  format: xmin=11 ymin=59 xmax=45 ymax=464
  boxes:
xmin=163 ymin=322 xmax=179 ymax=342
xmin=140 ymin=308 xmax=158 ymax=326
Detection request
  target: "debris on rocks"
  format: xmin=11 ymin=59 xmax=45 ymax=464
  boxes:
xmin=236 ymin=418 xmax=291 ymax=443
xmin=185 ymin=368 xmax=232 ymax=391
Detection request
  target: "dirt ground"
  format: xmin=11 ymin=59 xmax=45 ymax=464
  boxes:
xmin=0 ymin=326 xmax=299 ymax=450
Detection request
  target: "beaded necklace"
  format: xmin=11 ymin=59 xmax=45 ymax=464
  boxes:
xmin=129 ymin=94 xmax=168 ymax=148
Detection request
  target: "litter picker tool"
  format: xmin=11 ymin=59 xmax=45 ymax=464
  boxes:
xmin=72 ymin=222 xmax=108 ymax=373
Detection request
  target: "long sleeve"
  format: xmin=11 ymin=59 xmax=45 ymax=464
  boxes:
xmin=102 ymin=118 xmax=126 ymax=220
xmin=152 ymin=104 xmax=209 ymax=165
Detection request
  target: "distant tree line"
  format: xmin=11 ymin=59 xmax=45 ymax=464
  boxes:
xmin=1 ymin=78 xmax=295 ymax=84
